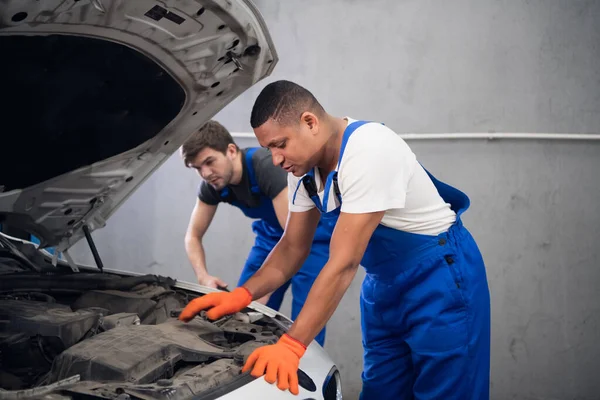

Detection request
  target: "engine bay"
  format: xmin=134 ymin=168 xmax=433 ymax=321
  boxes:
xmin=0 ymin=260 xmax=287 ymax=399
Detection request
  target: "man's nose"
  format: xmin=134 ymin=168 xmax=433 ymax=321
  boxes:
xmin=271 ymin=151 xmax=284 ymax=167
xmin=200 ymin=166 xmax=211 ymax=178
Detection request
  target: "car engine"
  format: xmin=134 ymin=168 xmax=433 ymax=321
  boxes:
xmin=0 ymin=266 xmax=287 ymax=400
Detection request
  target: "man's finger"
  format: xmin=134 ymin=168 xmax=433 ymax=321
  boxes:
xmin=289 ymin=369 xmax=299 ymax=395
xmin=264 ymin=360 xmax=278 ymax=384
xmin=205 ymin=304 xmax=232 ymax=320
xmin=216 ymin=278 xmax=228 ymax=287
xmin=192 ymin=295 xmax=220 ymax=309
xmin=251 ymin=355 xmax=268 ymax=378
xmin=276 ymin=365 xmax=289 ymax=391
xmin=178 ymin=296 xmax=217 ymax=321
xmin=242 ymin=350 xmax=260 ymax=373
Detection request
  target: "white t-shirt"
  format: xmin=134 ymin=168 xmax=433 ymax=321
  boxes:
xmin=288 ymin=117 xmax=456 ymax=235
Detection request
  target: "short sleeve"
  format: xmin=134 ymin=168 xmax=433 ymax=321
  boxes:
xmin=252 ymin=148 xmax=288 ymax=199
xmin=287 ymin=173 xmax=315 ymax=212
xmin=197 ymin=181 xmax=221 ymax=205
xmin=338 ymin=124 xmax=416 ymax=214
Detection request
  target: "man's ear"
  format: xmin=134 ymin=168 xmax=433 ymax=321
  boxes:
xmin=226 ymin=143 xmax=238 ymax=159
xmin=301 ymin=112 xmax=319 ymax=134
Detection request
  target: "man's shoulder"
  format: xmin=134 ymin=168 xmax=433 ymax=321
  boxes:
xmin=338 ymin=119 xmax=416 ymax=184
xmin=349 ymin=120 xmax=403 ymax=145
xmin=197 ymin=180 xmax=221 ymax=205
xmin=287 ymin=171 xmax=314 ymax=211
xmin=342 ymin=120 xmax=413 ymax=161
xmin=244 ymin=147 xmax=287 ymax=198
xmin=244 ymin=147 xmax=285 ymax=177
xmin=247 ymin=147 xmax=273 ymax=168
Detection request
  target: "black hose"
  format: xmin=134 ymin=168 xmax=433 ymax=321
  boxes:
xmin=36 ymin=336 xmax=54 ymax=364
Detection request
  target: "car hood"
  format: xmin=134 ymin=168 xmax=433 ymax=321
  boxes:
xmin=0 ymin=0 xmax=276 ymax=251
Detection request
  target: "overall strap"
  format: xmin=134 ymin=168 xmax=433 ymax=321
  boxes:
xmin=244 ymin=148 xmax=260 ymax=195
xmin=295 ymin=120 xmax=382 ymax=212
xmin=218 ymin=187 xmax=231 ymax=201
xmin=322 ymin=120 xmax=378 ymax=211
xmin=293 ymin=169 xmax=324 ymax=211
xmin=338 ymin=120 xmax=373 ymax=169
xmin=219 ymin=148 xmax=260 ymax=200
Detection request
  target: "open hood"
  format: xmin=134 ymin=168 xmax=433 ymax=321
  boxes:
xmin=0 ymin=0 xmax=277 ymax=251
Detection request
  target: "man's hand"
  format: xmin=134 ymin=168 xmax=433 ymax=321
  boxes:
xmin=242 ymin=334 xmax=306 ymax=395
xmin=197 ymin=274 xmax=228 ymax=289
xmin=178 ymin=287 xmax=252 ymax=322
xmin=285 ymin=211 xmax=385 ymax=344
xmin=242 ymin=210 xmax=385 ymax=394
xmin=242 ymin=208 xmax=321 ymax=300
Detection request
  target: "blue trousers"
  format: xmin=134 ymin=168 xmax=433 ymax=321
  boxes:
xmin=359 ymin=225 xmax=491 ymax=399
xmin=237 ymin=235 xmax=328 ymax=347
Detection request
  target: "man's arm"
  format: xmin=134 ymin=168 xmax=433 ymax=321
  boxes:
xmin=240 ymin=210 xmax=383 ymax=394
xmin=184 ymin=198 xmax=226 ymax=288
xmin=271 ymin=187 xmax=290 ymax=230
xmin=177 ymin=175 xmax=319 ymax=324
xmin=242 ymin=207 xmax=321 ymax=299
xmin=285 ymin=210 xmax=384 ymax=345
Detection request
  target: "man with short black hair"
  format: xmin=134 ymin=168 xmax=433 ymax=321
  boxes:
xmin=179 ymin=82 xmax=491 ymax=399
xmin=181 ymin=119 xmax=331 ymax=347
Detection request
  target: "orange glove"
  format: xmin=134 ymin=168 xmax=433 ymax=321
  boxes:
xmin=242 ymin=333 xmax=307 ymax=395
xmin=178 ymin=286 xmax=252 ymax=322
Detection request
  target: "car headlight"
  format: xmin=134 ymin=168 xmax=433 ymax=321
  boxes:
xmin=322 ymin=366 xmax=342 ymax=400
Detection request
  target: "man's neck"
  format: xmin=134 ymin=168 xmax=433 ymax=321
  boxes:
xmin=316 ymin=117 xmax=348 ymax=177
xmin=230 ymin=150 xmax=244 ymax=185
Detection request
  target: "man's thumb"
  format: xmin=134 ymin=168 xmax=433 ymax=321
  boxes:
xmin=217 ymin=278 xmax=228 ymax=287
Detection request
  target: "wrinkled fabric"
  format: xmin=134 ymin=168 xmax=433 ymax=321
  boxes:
xmin=359 ymin=220 xmax=490 ymax=400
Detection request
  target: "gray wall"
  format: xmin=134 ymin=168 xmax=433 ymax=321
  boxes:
xmin=71 ymin=1 xmax=600 ymax=399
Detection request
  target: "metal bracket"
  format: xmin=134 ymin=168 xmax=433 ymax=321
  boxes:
xmin=225 ymin=51 xmax=243 ymax=70
xmin=62 ymin=250 xmax=80 ymax=272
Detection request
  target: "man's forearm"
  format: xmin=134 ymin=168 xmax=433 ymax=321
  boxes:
xmin=243 ymin=238 xmax=310 ymax=299
xmin=185 ymin=235 xmax=209 ymax=279
xmin=286 ymin=259 xmax=359 ymax=345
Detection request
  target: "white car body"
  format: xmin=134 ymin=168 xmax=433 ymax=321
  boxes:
xmin=0 ymin=0 xmax=342 ymax=398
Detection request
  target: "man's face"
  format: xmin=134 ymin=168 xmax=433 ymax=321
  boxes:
xmin=254 ymin=114 xmax=322 ymax=177
xmin=188 ymin=145 xmax=235 ymax=190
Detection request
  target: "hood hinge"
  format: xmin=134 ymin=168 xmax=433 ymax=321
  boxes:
xmin=60 ymin=250 xmax=80 ymax=272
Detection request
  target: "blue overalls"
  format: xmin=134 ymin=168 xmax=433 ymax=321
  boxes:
xmin=294 ymin=121 xmax=491 ymax=399
xmin=219 ymin=148 xmax=332 ymax=347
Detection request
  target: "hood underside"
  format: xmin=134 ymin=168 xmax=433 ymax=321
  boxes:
xmin=1 ymin=34 xmax=186 ymax=192
xmin=0 ymin=0 xmax=277 ymax=250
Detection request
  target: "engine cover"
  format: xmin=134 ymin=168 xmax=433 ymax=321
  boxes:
xmin=0 ymin=299 xmax=101 ymax=348
xmin=48 ymin=318 xmax=274 ymax=384
xmin=72 ymin=287 xmax=183 ymax=324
